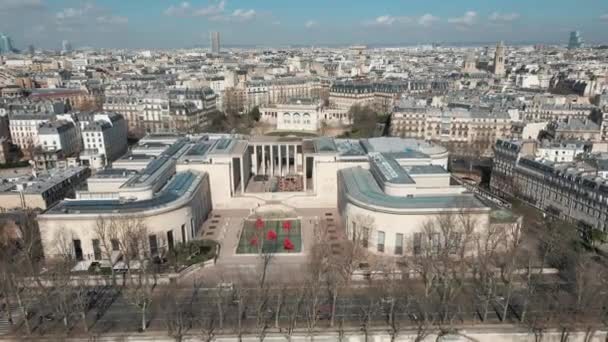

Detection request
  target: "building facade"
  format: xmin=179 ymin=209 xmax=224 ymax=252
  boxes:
xmin=491 ymin=139 xmax=608 ymax=232
xmin=37 ymin=120 xmax=81 ymax=156
xmin=35 ymin=133 xmax=516 ymax=265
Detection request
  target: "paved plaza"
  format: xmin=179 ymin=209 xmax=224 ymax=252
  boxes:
xmin=185 ymin=206 xmax=343 ymax=285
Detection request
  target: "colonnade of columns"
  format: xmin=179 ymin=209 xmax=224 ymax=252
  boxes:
xmin=251 ymin=144 xmax=305 ymax=179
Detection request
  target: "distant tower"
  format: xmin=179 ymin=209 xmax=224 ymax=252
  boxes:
xmin=0 ymin=33 xmax=14 ymax=55
xmin=61 ymin=40 xmax=72 ymax=54
xmin=568 ymin=31 xmax=583 ymax=49
xmin=493 ymin=41 xmax=505 ymax=77
xmin=210 ymin=31 xmax=221 ymax=54
xmin=28 ymin=44 xmax=35 ymax=55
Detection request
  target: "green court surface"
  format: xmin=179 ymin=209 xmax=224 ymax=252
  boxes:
xmin=236 ymin=219 xmax=302 ymax=254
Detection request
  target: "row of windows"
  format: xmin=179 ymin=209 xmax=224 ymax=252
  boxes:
xmin=73 ymin=228 xmax=185 ymax=261
xmin=373 ymin=230 xmax=461 ymax=255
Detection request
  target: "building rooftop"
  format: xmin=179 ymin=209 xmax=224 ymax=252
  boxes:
xmin=313 ymin=137 xmax=337 ymax=153
xmin=0 ymin=166 xmax=89 ymax=195
xmin=555 ymin=118 xmax=599 ymax=132
xmin=339 ymin=167 xmax=487 ymax=211
xmin=37 ymin=120 xmax=75 ymax=134
xmin=403 ymin=164 xmax=448 ymax=175
xmin=369 ymin=152 xmax=414 ymax=185
xmin=361 ymin=137 xmax=447 ymax=157
xmin=91 ymin=168 xmax=138 ymax=179
xmin=43 ymin=171 xmax=202 ymax=215
xmin=334 ymin=139 xmax=367 ymax=157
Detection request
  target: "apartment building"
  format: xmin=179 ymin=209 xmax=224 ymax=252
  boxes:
xmin=390 ymin=101 xmax=512 ymax=149
xmin=491 ymin=139 xmax=608 ymax=232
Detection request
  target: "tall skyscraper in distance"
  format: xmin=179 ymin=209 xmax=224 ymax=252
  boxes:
xmin=62 ymin=40 xmax=72 ymax=54
xmin=28 ymin=44 xmax=35 ymax=55
xmin=210 ymin=31 xmax=221 ymax=54
xmin=0 ymin=33 xmax=14 ymax=55
xmin=493 ymin=41 xmax=505 ymax=77
xmin=568 ymin=31 xmax=583 ymax=49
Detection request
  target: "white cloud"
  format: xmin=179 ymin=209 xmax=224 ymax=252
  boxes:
xmin=365 ymin=14 xmax=438 ymax=27
xmin=376 ymin=16 xmax=395 ymax=26
xmin=56 ymin=5 xmax=93 ymax=20
xmin=193 ymin=0 xmax=225 ymax=17
xmin=448 ymin=11 xmax=477 ymax=27
xmin=164 ymin=1 xmax=256 ymax=22
xmin=231 ymin=9 xmax=256 ymax=21
xmin=489 ymin=12 xmax=520 ymax=23
xmin=305 ymin=20 xmax=317 ymax=28
xmin=55 ymin=2 xmax=127 ymax=32
xmin=164 ymin=0 xmax=226 ymax=17
xmin=164 ymin=2 xmax=190 ymax=17
xmin=369 ymin=15 xmax=411 ymax=26
xmin=418 ymin=13 xmax=439 ymax=27
xmin=600 ymin=14 xmax=608 ymax=21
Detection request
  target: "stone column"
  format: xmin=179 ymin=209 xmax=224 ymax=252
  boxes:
xmin=240 ymin=156 xmax=245 ymax=194
xmin=278 ymin=144 xmax=282 ymax=176
xmin=293 ymin=145 xmax=298 ymax=175
xmin=261 ymin=144 xmax=266 ymax=175
xmin=286 ymin=145 xmax=291 ymax=175
xmin=270 ymin=144 xmax=274 ymax=176
xmin=303 ymin=155 xmax=307 ymax=191
xmin=253 ymin=144 xmax=258 ymax=175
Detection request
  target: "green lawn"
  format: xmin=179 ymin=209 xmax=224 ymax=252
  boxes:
xmin=236 ymin=219 xmax=302 ymax=254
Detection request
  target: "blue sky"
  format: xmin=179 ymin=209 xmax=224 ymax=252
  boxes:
xmin=1 ymin=0 xmax=608 ymax=48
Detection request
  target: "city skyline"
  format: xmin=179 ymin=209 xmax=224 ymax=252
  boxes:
xmin=0 ymin=0 xmax=607 ymax=49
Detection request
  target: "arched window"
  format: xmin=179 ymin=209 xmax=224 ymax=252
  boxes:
xmin=283 ymin=112 xmax=291 ymax=124
xmin=293 ymin=113 xmax=301 ymax=124
xmin=303 ymin=113 xmax=311 ymax=124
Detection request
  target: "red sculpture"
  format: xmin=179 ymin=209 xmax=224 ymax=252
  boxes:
xmin=283 ymin=238 xmax=295 ymax=251
xmin=267 ymin=230 xmax=277 ymax=241
xmin=282 ymin=220 xmax=292 ymax=232
xmin=255 ymin=217 xmax=264 ymax=230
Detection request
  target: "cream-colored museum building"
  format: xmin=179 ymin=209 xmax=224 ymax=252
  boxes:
xmin=37 ymin=133 xmax=515 ymax=264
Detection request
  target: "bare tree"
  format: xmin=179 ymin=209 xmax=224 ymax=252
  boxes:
xmin=432 ymin=211 xmax=475 ymax=325
xmin=119 ymin=217 xmax=156 ymax=332
xmin=124 ymin=278 xmax=155 ymax=332
xmin=163 ymin=287 xmax=191 ymax=341
xmin=72 ymin=279 xmax=93 ymax=334
xmin=498 ymin=219 xmax=523 ymax=322
xmin=358 ymin=287 xmax=380 ymax=342
xmin=303 ymin=242 xmax=327 ymax=340
xmin=473 ymin=222 xmax=504 ymax=322
xmin=10 ymin=273 xmax=37 ymax=335
xmin=94 ymin=216 xmax=119 ymax=285
xmin=283 ymin=286 xmax=305 ymax=342
xmin=232 ymin=285 xmax=250 ymax=342
xmin=376 ymin=268 xmax=408 ymax=342
xmin=0 ymin=219 xmax=18 ymax=329
xmin=254 ymin=286 xmax=271 ymax=342
xmin=273 ymin=286 xmax=287 ymax=330
xmin=199 ymin=305 xmax=217 ymax=342
xmin=14 ymin=211 xmax=45 ymax=288
xmin=47 ymin=228 xmax=77 ymax=331
xmin=114 ymin=217 xmax=147 ymax=285
xmin=326 ymin=214 xmax=368 ymax=326
xmin=0 ymin=212 xmax=45 ymax=336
